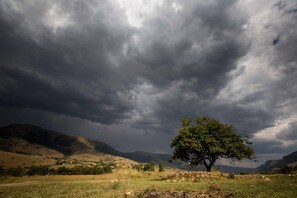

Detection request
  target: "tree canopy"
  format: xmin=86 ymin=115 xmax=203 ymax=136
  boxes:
xmin=170 ymin=116 xmax=255 ymax=171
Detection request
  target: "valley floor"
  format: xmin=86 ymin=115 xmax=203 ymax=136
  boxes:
xmin=0 ymin=169 xmax=296 ymax=198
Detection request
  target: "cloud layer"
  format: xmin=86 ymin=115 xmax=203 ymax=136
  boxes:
xmin=0 ymin=0 xmax=297 ymax=164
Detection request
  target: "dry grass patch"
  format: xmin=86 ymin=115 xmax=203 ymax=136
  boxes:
xmin=0 ymin=151 xmax=56 ymax=168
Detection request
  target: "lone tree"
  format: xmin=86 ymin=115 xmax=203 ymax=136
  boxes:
xmin=170 ymin=117 xmax=255 ymax=172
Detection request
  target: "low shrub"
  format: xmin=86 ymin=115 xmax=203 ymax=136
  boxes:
xmin=0 ymin=164 xmax=113 ymax=176
xmin=158 ymin=163 xmax=164 ymax=172
xmin=4 ymin=166 xmax=26 ymax=177
xmin=26 ymin=165 xmax=52 ymax=175
xmin=132 ymin=163 xmax=155 ymax=172
xmin=277 ymin=165 xmax=297 ymax=174
xmin=227 ymin=173 xmax=235 ymax=179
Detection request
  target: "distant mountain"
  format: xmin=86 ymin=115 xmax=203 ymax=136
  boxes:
xmin=255 ymin=151 xmax=297 ymax=172
xmin=92 ymin=141 xmax=173 ymax=166
xmin=0 ymin=124 xmax=256 ymax=172
xmin=93 ymin=140 xmax=122 ymax=156
xmin=283 ymin=151 xmax=297 ymax=165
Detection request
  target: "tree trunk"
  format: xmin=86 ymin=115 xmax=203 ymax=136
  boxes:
xmin=203 ymin=161 xmax=212 ymax=172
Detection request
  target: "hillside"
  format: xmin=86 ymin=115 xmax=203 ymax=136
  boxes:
xmin=0 ymin=124 xmax=175 ymax=168
xmin=255 ymin=151 xmax=297 ymax=172
xmin=0 ymin=124 xmax=255 ymax=172
xmin=0 ymin=124 xmax=95 ymax=155
xmin=0 ymin=124 xmax=136 ymax=168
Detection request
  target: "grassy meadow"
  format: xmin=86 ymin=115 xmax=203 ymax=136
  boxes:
xmin=0 ymin=168 xmax=296 ymax=198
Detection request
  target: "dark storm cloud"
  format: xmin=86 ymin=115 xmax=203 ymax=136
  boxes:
xmin=0 ymin=0 xmax=137 ymax=124
xmin=244 ymin=0 xmax=297 ymax=155
xmin=262 ymin=0 xmax=297 ymax=121
xmin=274 ymin=0 xmax=297 ymax=14
xmin=252 ymin=139 xmax=287 ymax=154
xmin=0 ymin=0 xmax=252 ymax=127
xmin=130 ymin=0 xmax=249 ymax=92
xmin=126 ymin=0 xmax=297 ymax=156
xmin=127 ymin=0 xmax=256 ymax=134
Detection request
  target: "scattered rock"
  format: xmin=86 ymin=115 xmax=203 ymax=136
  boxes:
xmin=163 ymin=171 xmax=222 ymax=183
xmin=124 ymin=191 xmax=131 ymax=197
xmin=264 ymin=177 xmax=271 ymax=182
xmin=111 ymin=179 xmax=119 ymax=183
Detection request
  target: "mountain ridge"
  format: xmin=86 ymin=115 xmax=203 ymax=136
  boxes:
xmin=255 ymin=151 xmax=297 ymax=172
xmin=0 ymin=124 xmax=174 ymax=166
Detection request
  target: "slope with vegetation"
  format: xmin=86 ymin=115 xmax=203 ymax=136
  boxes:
xmin=0 ymin=124 xmax=137 ymax=169
xmin=256 ymin=151 xmax=297 ymax=172
xmin=0 ymin=124 xmax=174 ymax=168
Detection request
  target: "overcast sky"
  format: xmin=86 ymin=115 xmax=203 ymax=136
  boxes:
xmin=0 ymin=0 xmax=296 ymax=166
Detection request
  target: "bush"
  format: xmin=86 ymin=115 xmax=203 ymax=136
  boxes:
xmin=143 ymin=163 xmax=155 ymax=171
xmin=0 ymin=164 xmax=113 ymax=176
xmin=132 ymin=164 xmax=143 ymax=171
xmin=6 ymin=166 xmax=26 ymax=177
xmin=56 ymin=166 xmax=68 ymax=175
xmin=26 ymin=165 xmax=52 ymax=175
xmin=133 ymin=163 xmax=155 ymax=172
xmin=278 ymin=166 xmax=296 ymax=174
xmin=227 ymin=173 xmax=235 ymax=179
xmin=56 ymin=165 xmax=112 ymax=175
xmin=102 ymin=165 xmax=112 ymax=173
xmin=158 ymin=163 xmax=164 ymax=172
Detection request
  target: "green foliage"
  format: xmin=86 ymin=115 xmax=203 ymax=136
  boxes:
xmin=26 ymin=165 xmax=52 ymax=175
xmin=55 ymin=165 xmax=112 ymax=175
xmin=277 ymin=165 xmax=297 ymax=174
xmin=5 ymin=166 xmax=26 ymax=176
xmin=132 ymin=163 xmax=155 ymax=172
xmin=132 ymin=164 xmax=142 ymax=171
xmin=158 ymin=163 xmax=164 ymax=172
xmin=171 ymin=116 xmax=255 ymax=171
xmin=143 ymin=163 xmax=155 ymax=171
xmin=227 ymin=173 xmax=235 ymax=179
xmin=0 ymin=165 xmax=112 ymax=176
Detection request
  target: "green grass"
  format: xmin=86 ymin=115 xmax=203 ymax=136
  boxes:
xmin=0 ymin=169 xmax=296 ymax=197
